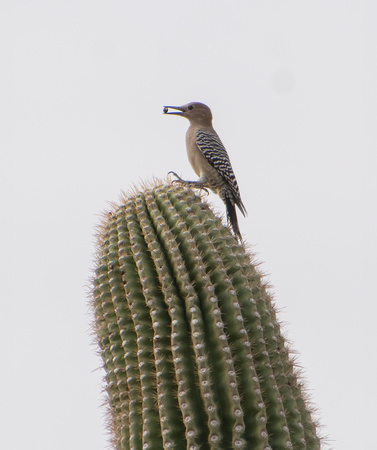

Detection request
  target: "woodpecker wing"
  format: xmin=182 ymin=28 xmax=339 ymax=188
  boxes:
xmin=196 ymin=129 xmax=247 ymax=216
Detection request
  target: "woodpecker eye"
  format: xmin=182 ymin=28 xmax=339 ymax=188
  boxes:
xmin=188 ymin=105 xmax=194 ymax=110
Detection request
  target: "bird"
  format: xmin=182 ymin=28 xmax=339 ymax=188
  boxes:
xmin=163 ymin=102 xmax=246 ymax=240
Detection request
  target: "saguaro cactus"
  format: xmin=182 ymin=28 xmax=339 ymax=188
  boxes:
xmin=91 ymin=183 xmax=321 ymax=449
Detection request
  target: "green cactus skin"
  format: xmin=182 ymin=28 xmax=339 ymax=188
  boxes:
xmin=92 ymin=183 xmax=321 ymax=450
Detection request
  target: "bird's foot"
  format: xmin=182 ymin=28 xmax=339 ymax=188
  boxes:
xmin=168 ymin=171 xmax=186 ymax=184
xmin=168 ymin=171 xmax=209 ymax=194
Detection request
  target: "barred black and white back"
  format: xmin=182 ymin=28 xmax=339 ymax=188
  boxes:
xmin=196 ymin=129 xmax=247 ymax=239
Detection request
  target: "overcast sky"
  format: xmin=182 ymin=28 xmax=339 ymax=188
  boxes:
xmin=1 ymin=1 xmax=376 ymax=449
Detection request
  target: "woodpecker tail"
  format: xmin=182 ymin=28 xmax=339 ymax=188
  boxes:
xmin=224 ymin=196 xmax=242 ymax=241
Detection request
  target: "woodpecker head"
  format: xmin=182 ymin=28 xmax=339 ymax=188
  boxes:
xmin=163 ymin=102 xmax=213 ymax=125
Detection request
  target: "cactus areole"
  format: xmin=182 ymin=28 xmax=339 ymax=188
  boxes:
xmin=91 ymin=183 xmax=320 ymax=450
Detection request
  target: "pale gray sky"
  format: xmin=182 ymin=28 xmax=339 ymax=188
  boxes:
xmin=1 ymin=1 xmax=376 ymax=449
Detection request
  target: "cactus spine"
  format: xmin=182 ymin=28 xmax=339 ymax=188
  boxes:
xmin=92 ymin=183 xmax=320 ymax=449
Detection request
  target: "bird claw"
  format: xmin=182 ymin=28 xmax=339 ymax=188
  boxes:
xmin=168 ymin=171 xmax=209 ymax=194
xmin=168 ymin=171 xmax=184 ymax=184
xmin=168 ymin=171 xmax=191 ymax=185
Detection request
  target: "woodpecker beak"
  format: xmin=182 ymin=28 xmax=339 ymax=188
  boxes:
xmin=163 ymin=106 xmax=184 ymax=115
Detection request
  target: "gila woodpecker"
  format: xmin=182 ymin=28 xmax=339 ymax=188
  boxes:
xmin=163 ymin=102 xmax=246 ymax=240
